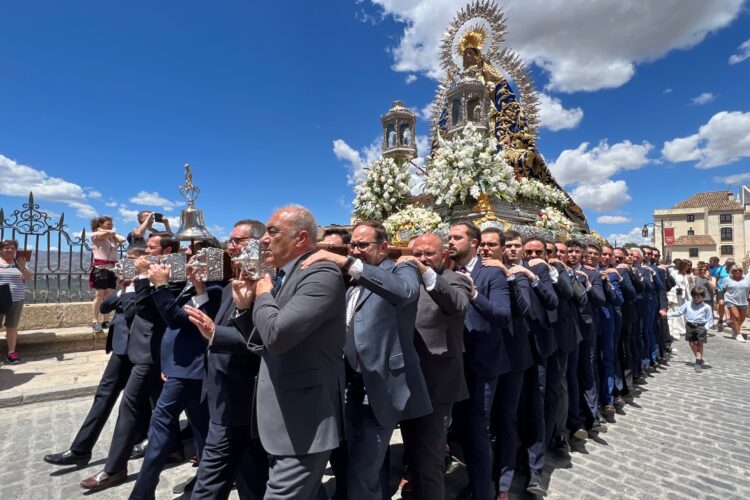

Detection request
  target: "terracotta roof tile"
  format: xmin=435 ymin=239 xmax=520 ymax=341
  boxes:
xmin=672 ymin=191 xmax=742 ymax=211
xmin=672 ymin=235 xmax=716 ymax=246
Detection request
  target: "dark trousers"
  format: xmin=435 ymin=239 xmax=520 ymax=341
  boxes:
xmin=329 ymin=442 xmax=348 ymax=499
xmin=618 ymin=306 xmax=634 ymax=393
xmin=641 ymin=296 xmax=657 ymax=367
xmin=105 ymin=363 xmax=162 ymax=474
xmin=130 ymin=377 xmax=209 ymax=500
xmin=545 ymin=349 xmax=567 ymax=446
xmin=565 ymin=342 xmax=582 ymax=431
xmin=632 ymin=300 xmax=646 ymax=378
xmin=519 ymin=358 xmax=546 ymax=473
xmin=579 ymin=330 xmax=600 ymax=423
xmin=457 ymin=369 xmax=497 ymax=500
xmin=191 ymin=422 xmax=268 ymax=500
xmin=401 ymin=403 xmax=452 ymax=500
xmin=597 ymin=312 xmax=615 ymax=406
xmin=71 ymin=353 xmax=138 ymax=454
xmin=492 ymin=370 xmax=524 ymax=494
xmin=346 ymin=400 xmax=393 ymax=500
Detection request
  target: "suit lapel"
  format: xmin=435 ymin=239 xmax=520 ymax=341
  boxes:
xmin=354 ymin=258 xmax=394 ymax=311
xmin=275 ymin=251 xmax=314 ymax=304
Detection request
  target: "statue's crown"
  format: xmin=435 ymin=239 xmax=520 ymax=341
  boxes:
xmin=457 ymin=27 xmax=487 ymax=55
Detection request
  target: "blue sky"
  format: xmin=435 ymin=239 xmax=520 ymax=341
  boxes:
xmin=1 ymin=0 xmax=749 ymax=245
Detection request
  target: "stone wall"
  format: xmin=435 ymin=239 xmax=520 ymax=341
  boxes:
xmin=14 ymin=302 xmax=92 ymax=330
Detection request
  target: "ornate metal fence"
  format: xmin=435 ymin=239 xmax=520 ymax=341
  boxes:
xmin=0 ymin=193 xmax=125 ymax=303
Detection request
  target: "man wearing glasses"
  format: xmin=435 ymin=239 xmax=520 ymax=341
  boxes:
xmin=186 ymin=220 xmax=269 ymax=500
xmin=304 ymin=220 xmax=431 ymax=499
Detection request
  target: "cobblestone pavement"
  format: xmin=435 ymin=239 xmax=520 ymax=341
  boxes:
xmin=0 ymin=320 xmax=748 ymax=499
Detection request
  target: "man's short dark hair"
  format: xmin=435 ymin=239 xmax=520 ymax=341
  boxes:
xmin=614 ymin=247 xmax=627 ymax=253
xmin=355 ymin=220 xmax=389 ymax=243
xmin=587 ymin=243 xmax=602 ymax=253
xmin=525 ymin=237 xmax=547 ymax=248
xmin=151 ymin=233 xmax=181 ymax=253
xmin=481 ymin=227 xmax=505 ymax=245
xmin=565 ymin=240 xmax=583 ymax=249
xmin=709 ymin=256 xmax=719 ymax=264
xmin=502 ymin=230 xmax=522 ymax=243
xmin=322 ymin=227 xmax=351 ymax=245
xmin=453 ymin=221 xmax=481 ymax=243
xmin=126 ymin=247 xmax=146 ymax=258
xmin=601 ymin=243 xmax=614 ymax=251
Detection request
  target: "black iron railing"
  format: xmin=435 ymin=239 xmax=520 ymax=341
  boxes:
xmin=0 ymin=193 xmax=125 ymax=303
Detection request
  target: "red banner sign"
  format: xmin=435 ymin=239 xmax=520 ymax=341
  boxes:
xmin=664 ymin=227 xmax=675 ymax=246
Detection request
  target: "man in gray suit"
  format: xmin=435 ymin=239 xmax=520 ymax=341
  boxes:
xmin=303 ymin=220 xmax=432 ymax=500
xmin=397 ymin=233 xmax=472 ymax=500
xmin=191 ymin=205 xmax=346 ymax=500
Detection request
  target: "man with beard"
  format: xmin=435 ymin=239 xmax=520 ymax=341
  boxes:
xmin=397 ymin=233 xmax=472 ymax=500
xmin=449 ymin=224 xmax=514 ymax=500
xmin=304 ymin=219 xmax=431 ymax=500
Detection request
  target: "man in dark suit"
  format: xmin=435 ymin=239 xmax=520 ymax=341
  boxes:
xmin=647 ymin=247 xmax=671 ymax=362
xmin=565 ymin=240 xmax=608 ymax=435
xmin=546 ymin=243 xmax=586 ymax=452
xmin=128 ymin=253 xmax=224 ymax=499
xmin=212 ymin=206 xmax=346 ymax=500
xmin=586 ymin=244 xmax=622 ymax=422
xmin=305 ymin=219 xmax=431 ymax=500
xmin=397 ymin=233 xmax=472 ymax=500
xmin=616 ymin=248 xmax=645 ymax=393
xmin=43 ymin=251 xmax=140 ymax=467
xmin=81 ymin=234 xmax=181 ymax=492
xmin=453 ymin=224 xmax=514 ymax=500
xmin=186 ymin=219 xmax=269 ymax=500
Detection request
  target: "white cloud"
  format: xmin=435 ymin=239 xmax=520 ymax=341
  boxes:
xmin=0 ymin=154 xmax=99 ymax=218
xmin=663 ymin=88 xmax=673 ymax=94
xmin=597 ymin=215 xmax=631 ymax=224
xmin=662 ymin=110 xmax=750 ymax=168
xmin=605 ymin=226 xmax=652 ymax=246
xmin=129 ymin=191 xmax=183 ymax=211
xmin=571 ymin=180 xmax=631 ymax=211
xmin=690 ymin=92 xmax=716 ymax=105
xmin=714 ymin=172 xmax=750 ymax=185
xmin=405 ymin=74 xmax=417 ymax=84
xmin=368 ymin=0 xmax=743 ymax=92
xmin=118 ymin=207 xmax=140 ymax=223
xmin=549 ymin=139 xmax=653 ymax=185
xmin=87 ymin=190 xmax=102 ymax=199
xmin=332 ymin=137 xmax=382 ymax=185
xmin=207 ymin=225 xmax=228 ymax=241
xmin=729 ymin=38 xmax=750 ymax=64
xmin=105 ymin=200 xmax=118 ymax=207
xmin=537 ymin=92 xmax=583 ymax=131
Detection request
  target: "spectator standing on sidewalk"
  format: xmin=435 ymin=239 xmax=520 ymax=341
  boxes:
xmin=723 ymin=265 xmax=750 ymax=343
xmin=0 ymin=239 xmax=32 ymax=363
xmin=127 ymin=211 xmax=172 ymax=248
xmin=709 ymin=256 xmax=731 ymax=330
xmin=693 ymin=263 xmax=716 ymax=319
xmin=668 ymin=259 xmax=693 ymax=340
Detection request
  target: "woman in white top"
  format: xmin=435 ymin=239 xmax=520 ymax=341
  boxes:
xmin=723 ymin=265 xmax=750 ymax=342
xmin=0 ymin=239 xmax=32 ymax=363
xmin=89 ymin=216 xmax=125 ymax=333
xmin=668 ymin=259 xmax=693 ymax=339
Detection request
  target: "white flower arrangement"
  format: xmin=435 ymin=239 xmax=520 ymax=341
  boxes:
xmin=383 ymin=205 xmax=449 ymax=245
xmin=516 ymin=177 xmax=568 ymax=207
xmin=425 ymin=123 xmax=517 ymax=206
xmin=352 ymin=157 xmax=411 ymax=220
xmin=535 ymin=206 xmax=575 ymax=233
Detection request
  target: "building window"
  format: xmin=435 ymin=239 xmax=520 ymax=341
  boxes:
xmin=687 ymin=214 xmax=695 ymax=222
xmin=719 ymin=214 xmax=732 ymax=224
xmin=720 ymin=245 xmax=733 ymax=256
xmin=688 ymin=248 xmax=699 ymax=258
xmin=721 ymin=227 xmax=733 ymax=242
xmin=687 ymin=228 xmax=695 ymax=236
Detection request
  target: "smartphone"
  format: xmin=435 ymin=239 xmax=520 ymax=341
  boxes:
xmin=16 ymin=250 xmax=32 ymax=261
xmin=153 ymin=213 xmax=164 ymax=223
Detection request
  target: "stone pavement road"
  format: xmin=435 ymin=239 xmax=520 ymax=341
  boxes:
xmin=0 ymin=320 xmax=749 ymax=499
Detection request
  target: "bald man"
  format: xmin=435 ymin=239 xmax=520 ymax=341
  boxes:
xmin=397 ymin=233 xmax=473 ymax=500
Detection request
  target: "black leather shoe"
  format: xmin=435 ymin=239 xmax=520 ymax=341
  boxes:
xmin=43 ymin=449 xmax=91 ymax=466
xmin=553 ymin=434 xmax=571 ymax=453
xmin=130 ymin=440 xmax=147 ymax=460
xmin=527 ymin=470 xmax=547 ymax=496
xmin=633 ymin=376 xmax=648 ymax=385
xmin=590 ymin=418 xmax=608 ymax=433
xmin=173 ymin=475 xmax=197 ymax=494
